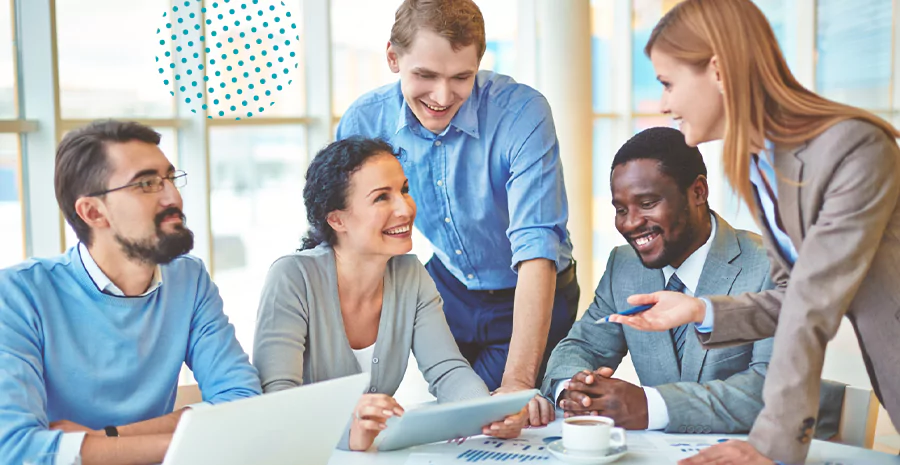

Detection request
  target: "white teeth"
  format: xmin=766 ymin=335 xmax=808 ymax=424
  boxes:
xmin=385 ymin=225 xmax=411 ymax=235
xmin=634 ymin=233 xmax=656 ymax=246
xmin=424 ymin=102 xmax=449 ymax=111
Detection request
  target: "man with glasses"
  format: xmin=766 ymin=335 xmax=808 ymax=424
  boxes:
xmin=0 ymin=120 xmax=261 ymax=465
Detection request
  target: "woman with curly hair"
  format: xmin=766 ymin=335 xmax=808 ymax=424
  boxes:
xmin=252 ymin=136 xmax=525 ymax=451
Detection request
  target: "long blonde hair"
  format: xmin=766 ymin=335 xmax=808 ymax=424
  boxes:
xmin=645 ymin=0 xmax=900 ymax=213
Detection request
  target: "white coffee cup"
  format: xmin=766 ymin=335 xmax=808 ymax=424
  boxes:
xmin=561 ymin=416 xmax=626 ymax=455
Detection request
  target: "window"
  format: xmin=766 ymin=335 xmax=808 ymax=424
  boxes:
xmin=753 ymin=0 xmax=798 ymax=71
xmin=632 ymin=0 xmax=682 ymax=115
xmin=816 ymin=0 xmax=892 ymax=109
xmin=0 ymin=134 xmax=23 ymax=267
xmin=0 ymin=0 xmax=15 ymax=118
xmin=209 ymin=125 xmax=307 ymax=353
xmin=330 ymin=0 xmax=401 ymax=116
xmin=56 ymin=0 xmax=175 ymax=118
xmin=201 ymin=0 xmax=306 ymax=118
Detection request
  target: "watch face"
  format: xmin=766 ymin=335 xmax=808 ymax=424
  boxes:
xmin=104 ymin=426 xmax=119 ymax=437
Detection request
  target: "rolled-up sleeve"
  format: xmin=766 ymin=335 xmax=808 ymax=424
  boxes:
xmin=505 ymin=96 xmax=569 ymax=272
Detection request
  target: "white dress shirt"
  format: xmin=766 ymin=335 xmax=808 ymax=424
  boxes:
xmin=78 ymin=243 xmax=162 ymax=296
xmin=556 ymin=214 xmax=717 ymax=431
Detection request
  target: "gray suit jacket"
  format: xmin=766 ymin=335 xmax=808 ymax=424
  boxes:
xmin=252 ymin=245 xmax=490 ymax=448
xmin=541 ymin=213 xmax=843 ymax=437
xmin=700 ymin=119 xmax=900 ymax=463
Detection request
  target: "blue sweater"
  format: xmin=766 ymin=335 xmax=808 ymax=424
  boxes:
xmin=0 ymin=247 xmax=261 ymax=463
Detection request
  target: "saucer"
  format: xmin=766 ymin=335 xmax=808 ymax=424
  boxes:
xmin=546 ymin=440 xmax=627 ymax=464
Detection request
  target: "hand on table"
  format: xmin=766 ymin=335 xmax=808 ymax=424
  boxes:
xmin=558 ymin=367 xmax=649 ymax=430
xmin=348 ymin=394 xmax=404 ymax=451
xmin=609 ymin=291 xmax=706 ymax=332
xmin=493 ymin=382 xmax=554 ymax=427
xmin=678 ymin=440 xmax=775 ymax=465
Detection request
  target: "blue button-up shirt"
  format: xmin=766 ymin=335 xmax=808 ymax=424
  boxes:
xmin=336 ymin=71 xmax=573 ymax=290
xmin=749 ymin=149 xmax=799 ymax=264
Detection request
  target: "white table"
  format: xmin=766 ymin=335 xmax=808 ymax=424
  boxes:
xmin=329 ymin=419 xmax=899 ymax=465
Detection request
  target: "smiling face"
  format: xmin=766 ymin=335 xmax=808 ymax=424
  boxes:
xmin=651 ymin=49 xmax=726 ymax=147
xmin=328 ymin=153 xmax=417 ymax=258
xmin=85 ymin=140 xmax=194 ymax=264
xmin=611 ymin=159 xmax=708 ymax=269
xmin=386 ymin=29 xmax=480 ymax=134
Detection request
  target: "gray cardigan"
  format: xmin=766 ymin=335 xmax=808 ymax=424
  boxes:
xmin=253 ymin=244 xmax=489 ymax=403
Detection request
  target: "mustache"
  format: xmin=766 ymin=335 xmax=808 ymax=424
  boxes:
xmin=155 ymin=207 xmax=186 ymax=228
xmin=626 ymin=227 xmax=662 ymax=242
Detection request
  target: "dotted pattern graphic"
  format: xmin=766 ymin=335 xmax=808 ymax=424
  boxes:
xmin=155 ymin=0 xmax=300 ymax=119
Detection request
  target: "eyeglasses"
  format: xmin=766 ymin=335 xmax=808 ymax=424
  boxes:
xmin=87 ymin=171 xmax=188 ymax=197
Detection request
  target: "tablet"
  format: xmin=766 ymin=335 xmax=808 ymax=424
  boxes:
xmin=376 ymin=389 xmax=539 ymax=451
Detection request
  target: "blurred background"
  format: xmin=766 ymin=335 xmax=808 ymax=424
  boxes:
xmin=2 ymin=0 xmax=897 ymax=451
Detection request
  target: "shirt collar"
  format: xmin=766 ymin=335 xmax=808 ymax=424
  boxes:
xmin=78 ymin=242 xmax=162 ymax=297
xmin=662 ymin=213 xmax=717 ymax=296
xmin=393 ymin=83 xmax=481 ymax=139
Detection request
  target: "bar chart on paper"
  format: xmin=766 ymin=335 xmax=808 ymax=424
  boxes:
xmin=454 ymin=439 xmax=550 ymax=462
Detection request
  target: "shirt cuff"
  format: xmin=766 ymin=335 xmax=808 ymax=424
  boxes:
xmin=643 ymin=387 xmax=669 ymax=431
xmin=695 ymin=297 xmax=715 ymax=333
xmin=509 ymin=229 xmax=563 ymax=273
xmin=57 ymin=432 xmax=86 ymax=465
xmin=554 ymin=380 xmax=570 ymax=404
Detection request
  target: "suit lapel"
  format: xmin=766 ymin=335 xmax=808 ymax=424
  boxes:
xmin=681 ymin=213 xmax=742 ymax=382
xmin=773 ymin=142 xmax=807 ymax=243
xmin=618 ymin=262 xmax=682 ymax=383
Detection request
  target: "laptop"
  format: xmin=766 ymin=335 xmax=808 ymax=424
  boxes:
xmin=162 ymin=373 xmax=369 ymax=465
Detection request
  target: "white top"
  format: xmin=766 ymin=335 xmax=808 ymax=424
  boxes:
xmin=352 ymin=343 xmax=376 ymax=374
xmin=555 ymin=214 xmax=717 ymax=431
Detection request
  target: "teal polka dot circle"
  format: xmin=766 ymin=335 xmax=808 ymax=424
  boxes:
xmin=155 ymin=0 xmax=299 ymax=119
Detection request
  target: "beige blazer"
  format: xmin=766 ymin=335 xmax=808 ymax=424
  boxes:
xmin=698 ymin=119 xmax=900 ymax=463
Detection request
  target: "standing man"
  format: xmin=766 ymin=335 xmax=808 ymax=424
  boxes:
xmin=336 ymin=0 xmax=578 ymax=424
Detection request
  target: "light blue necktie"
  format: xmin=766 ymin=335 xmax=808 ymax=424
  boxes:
xmin=666 ymin=274 xmax=689 ymax=370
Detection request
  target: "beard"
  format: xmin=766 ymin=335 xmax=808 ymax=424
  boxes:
xmin=116 ymin=207 xmax=195 ymax=265
xmin=632 ymin=207 xmax=697 ymax=270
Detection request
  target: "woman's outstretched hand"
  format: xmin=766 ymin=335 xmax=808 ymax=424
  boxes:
xmin=608 ymin=291 xmax=707 ymax=331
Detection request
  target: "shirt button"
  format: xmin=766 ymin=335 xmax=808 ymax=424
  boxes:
xmin=372 ymin=357 xmax=379 ymax=364
xmin=444 ymin=217 xmax=451 ymax=223
xmin=369 ymin=387 xmax=377 ymax=393
xmin=467 ymin=274 xmax=474 ymax=279
xmin=436 ymin=180 xmax=443 ymax=186
xmin=434 ymin=140 xmax=442 ymax=146
xmin=455 ymin=249 xmax=462 ymax=255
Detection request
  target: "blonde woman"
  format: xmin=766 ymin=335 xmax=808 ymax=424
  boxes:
xmin=609 ymin=0 xmax=900 ymax=464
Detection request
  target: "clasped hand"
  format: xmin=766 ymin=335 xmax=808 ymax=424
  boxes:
xmin=557 ymin=368 xmax=649 ymax=430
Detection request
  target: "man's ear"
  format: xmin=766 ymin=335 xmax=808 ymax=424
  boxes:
xmin=386 ymin=41 xmax=401 ymax=74
xmin=74 ymin=197 xmax=110 ymax=232
xmin=326 ymin=210 xmax=347 ymax=234
xmin=689 ymin=175 xmax=710 ymax=206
